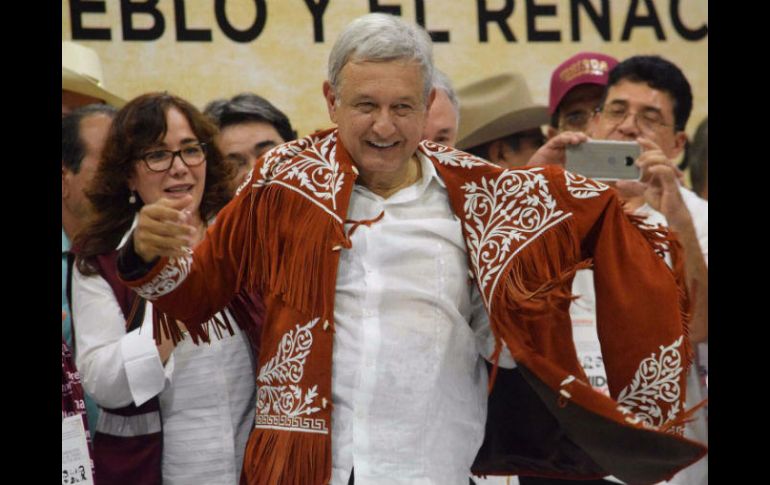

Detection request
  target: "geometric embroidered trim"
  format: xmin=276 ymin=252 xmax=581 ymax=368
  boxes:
xmin=134 ymin=248 xmax=193 ymax=301
xmin=254 ymin=415 xmax=328 ymax=435
xmin=255 ymin=318 xmax=328 ymax=434
xmin=564 ymin=170 xmax=610 ymax=199
xmin=460 ymin=168 xmax=571 ymax=309
xmin=617 ymin=336 xmax=684 ymax=429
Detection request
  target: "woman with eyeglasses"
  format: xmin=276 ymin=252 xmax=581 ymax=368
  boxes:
xmin=71 ymin=92 xmax=263 ymax=485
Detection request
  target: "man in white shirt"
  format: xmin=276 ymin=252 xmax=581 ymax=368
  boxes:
xmin=528 ymin=55 xmax=708 ymax=485
xmin=120 ymin=15 xmax=705 ymax=485
xmin=203 ymin=92 xmax=297 ymax=195
xmin=531 ymin=55 xmax=708 ymax=347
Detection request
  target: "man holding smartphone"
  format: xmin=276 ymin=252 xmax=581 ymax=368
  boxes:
xmin=528 ymin=55 xmax=708 ymax=485
xmin=533 ymin=55 xmax=707 ymax=342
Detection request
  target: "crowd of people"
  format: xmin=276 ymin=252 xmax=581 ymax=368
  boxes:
xmin=62 ymin=13 xmax=707 ymax=485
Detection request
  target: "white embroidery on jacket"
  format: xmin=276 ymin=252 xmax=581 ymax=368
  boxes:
xmin=254 ymin=132 xmax=345 ymax=222
xmin=617 ymin=336 xmax=684 ymax=429
xmin=257 ymin=137 xmax=317 ymax=184
xmin=419 ymin=141 xmax=493 ymax=169
xmin=564 ymin=170 xmax=610 ymax=199
xmin=134 ymin=249 xmax=193 ymax=300
xmin=234 ymin=166 xmax=254 ymax=196
xmin=255 ymin=318 xmax=328 ymax=434
xmin=461 ymin=168 xmax=571 ymax=309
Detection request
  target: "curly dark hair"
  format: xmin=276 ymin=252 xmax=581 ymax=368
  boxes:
xmin=75 ymin=92 xmax=236 ymax=275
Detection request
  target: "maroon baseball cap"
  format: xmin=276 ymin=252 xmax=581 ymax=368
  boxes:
xmin=549 ymin=52 xmax=619 ymax=115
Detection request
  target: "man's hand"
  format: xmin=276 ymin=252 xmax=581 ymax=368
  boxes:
xmin=616 ymin=137 xmax=689 ymax=223
xmin=527 ymin=131 xmax=588 ymax=168
xmin=639 ymin=160 xmax=691 ymax=227
xmin=619 ymin=140 xmax=707 ymax=343
xmin=133 ymin=195 xmax=197 ymax=263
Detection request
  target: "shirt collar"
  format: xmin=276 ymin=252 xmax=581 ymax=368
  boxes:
xmin=352 ymin=150 xmax=446 ymax=203
xmin=415 ymin=149 xmax=447 ymax=190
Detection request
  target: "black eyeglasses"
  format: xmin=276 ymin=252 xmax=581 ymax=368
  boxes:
xmin=139 ymin=142 xmax=208 ymax=172
xmin=597 ymin=105 xmax=672 ymax=134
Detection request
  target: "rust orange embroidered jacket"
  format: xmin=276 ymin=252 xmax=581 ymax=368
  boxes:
xmin=120 ymin=128 xmax=706 ymax=485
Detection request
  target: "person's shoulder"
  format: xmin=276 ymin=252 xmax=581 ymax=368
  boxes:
xmin=678 ymin=186 xmax=708 ymax=223
xmin=679 ymin=185 xmax=708 ymax=207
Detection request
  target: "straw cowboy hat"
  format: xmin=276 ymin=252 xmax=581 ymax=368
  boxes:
xmin=456 ymin=73 xmax=548 ymax=150
xmin=62 ymin=40 xmax=125 ymax=107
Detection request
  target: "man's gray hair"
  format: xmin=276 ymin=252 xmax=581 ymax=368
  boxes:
xmin=328 ymin=13 xmax=435 ymax=104
xmin=432 ymin=68 xmax=460 ymax=118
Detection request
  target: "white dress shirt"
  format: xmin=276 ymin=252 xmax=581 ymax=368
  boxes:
xmin=679 ymin=186 xmax=708 ymax=265
xmin=330 ymin=153 xmax=514 ymax=485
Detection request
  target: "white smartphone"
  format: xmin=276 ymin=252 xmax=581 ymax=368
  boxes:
xmin=565 ymin=140 xmax=641 ymax=181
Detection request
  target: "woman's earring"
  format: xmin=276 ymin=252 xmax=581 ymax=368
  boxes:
xmin=128 ymin=191 xmax=137 ymax=205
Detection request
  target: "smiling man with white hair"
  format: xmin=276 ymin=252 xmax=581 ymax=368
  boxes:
xmin=118 ymin=13 xmax=705 ymax=485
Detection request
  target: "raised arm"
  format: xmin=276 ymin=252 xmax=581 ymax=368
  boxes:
xmin=118 ymin=174 xmax=260 ymax=337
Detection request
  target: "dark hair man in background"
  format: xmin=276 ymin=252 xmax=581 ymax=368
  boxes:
xmin=204 ymin=93 xmax=296 ymax=193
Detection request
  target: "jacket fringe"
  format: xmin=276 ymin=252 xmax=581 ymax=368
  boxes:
xmin=486 ymin=219 xmax=589 ymax=390
xmin=153 ymin=307 xmax=235 ymax=346
xmin=240 ymin=429 xmax=330 ymax=485
xmin=242 ymin=183 xmax=344 ymax=319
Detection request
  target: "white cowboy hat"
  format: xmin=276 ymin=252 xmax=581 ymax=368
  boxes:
xmin=62 ymin=41 xmax=125 ymax=107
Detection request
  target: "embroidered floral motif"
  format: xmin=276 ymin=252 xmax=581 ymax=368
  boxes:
xmin=564 ymin=170 xmax=610 ymax=199
xmin=234 ymin=166 xmax=255 ymax=196
xmin=255 ymin=318 xmax=328 ymax=434
xmin=617 ymin=336 xmax=684 ymax=429
xmin=135 ymin=249 xmax=193 ymax=300
xmin=256 ymin=132 xmax=345 ymax=218
xmin=257 ymin=137 xmax=317 ymax=183
xmin=419 ymin=141 xmax=493 ymax=169
xmin=461 ymin=168 xmax=571 ymax=308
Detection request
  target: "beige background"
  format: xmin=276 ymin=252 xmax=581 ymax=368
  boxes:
xmin=62 ymin=1 xmax=707 ymax=138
